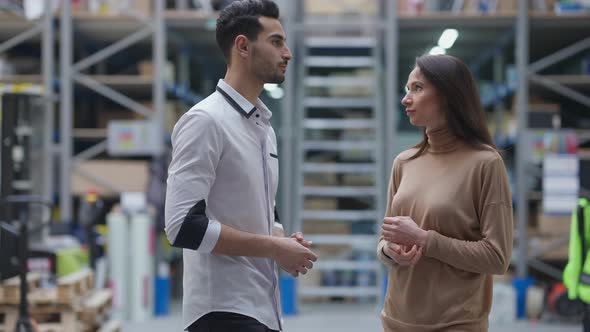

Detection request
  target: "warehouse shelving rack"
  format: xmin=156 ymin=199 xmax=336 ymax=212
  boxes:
xmin=281 ymin=1 xmax=590 ymax=303
xmin=58 ymin=2 xmax=168 ymax=221
xmin=517 ymin=6 xmax=590 ymax=280
xmin=282 ymin=0 xmax=395 ymax=305
xmin=0 ymin=2 xmax=55 ymax=222
xmin=57 ymin=2 xmax=224 ymax=221
xmin=1 ymin=0 xmax=589 ymax=293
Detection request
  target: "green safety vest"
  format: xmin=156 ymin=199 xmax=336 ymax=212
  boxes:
xmin=563 ymin=198 xmax=590 ymax=303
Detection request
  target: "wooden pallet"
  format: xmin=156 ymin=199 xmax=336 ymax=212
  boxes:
xmin=0 ymin=305 xmax=78 ymax=332
xmin=79 ymin=289 xmax=113 ymax=328
xmin=0 ymin=305 xmax=18 ymax=332
xmin=57 ymin=269 xmax=94 ymax=304
xmin=0 ymin=274 xmax=42 ymax=305
xmin=97 ymin=319 xmax=121 ymax=332
xmin=0 ymin=295 xmax=114 ymax=332
xmin=0 ymin=270 xmax=115 ymax=332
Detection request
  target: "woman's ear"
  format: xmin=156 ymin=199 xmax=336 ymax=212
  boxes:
xmin=235 ymin=35 xmax=249 ymax=59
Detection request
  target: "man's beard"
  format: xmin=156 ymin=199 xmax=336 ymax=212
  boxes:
xmin=251 ymin=49 xmax=286 ymax=83
xmin=254 ymin=64 xmax=285 ymax=84
xmin=266 ymin=71 xmax=285 ymax=84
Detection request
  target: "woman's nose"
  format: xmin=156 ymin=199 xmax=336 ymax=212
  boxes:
xmin=401 ymin=94 xmax=411 ymax=106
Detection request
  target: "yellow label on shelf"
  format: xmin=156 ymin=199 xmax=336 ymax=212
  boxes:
xmin=0 ymin=83 xmax=44 ymax=95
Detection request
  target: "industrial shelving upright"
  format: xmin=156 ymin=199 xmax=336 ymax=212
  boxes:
xmin=58 ymin=1 xmax=222 ymax=222
xmin=284 ymin=0 xmax=395 ymax=304
xmin=59 ymin=0 xmax=166 ymax=221
xmin=283 ymin=0 xmax=590 ymax=305
xmin=382 ymin=2 xmax=590 ymax=285
xmin=516 ymin=4 xmax=590 ymax=280
xmin=0 ymin=2 xmax=55 ymax=227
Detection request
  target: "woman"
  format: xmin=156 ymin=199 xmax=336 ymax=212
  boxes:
xmin=378 ymin=54 xmax=513 ymax=332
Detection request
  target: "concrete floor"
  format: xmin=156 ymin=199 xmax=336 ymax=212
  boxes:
xmin=122 ymin=304 xmax=583 ymax=332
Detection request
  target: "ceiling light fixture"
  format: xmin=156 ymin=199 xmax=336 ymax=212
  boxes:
xmin=438 ymin=29 xmax=459 ymax=49
xmin=429 ymin=46 xmax=446 ymax=55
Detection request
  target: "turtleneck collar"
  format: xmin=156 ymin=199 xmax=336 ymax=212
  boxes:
xmin=426 ymin=126 xmax=461 ymax=154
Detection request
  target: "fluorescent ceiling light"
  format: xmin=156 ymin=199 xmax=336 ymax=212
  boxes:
xmin=438 ymin=29 xmax=458 ymax=49
xmin=264 ymin=83 xmax=278 ymax=92
xmin=429 ymin=46 xmax=446 ymax=55
xmin=269 ymin=87 xmax=284 ymax=99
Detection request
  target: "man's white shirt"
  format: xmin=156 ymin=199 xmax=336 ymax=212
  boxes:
xmin=165 ymin=79 xmax=282 ymax=330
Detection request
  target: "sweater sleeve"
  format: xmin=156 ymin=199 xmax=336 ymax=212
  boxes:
xmin=378 ymin=157 xmax=400 ymax=269
xmin=423 ymin=155 xmax=514 ymax=275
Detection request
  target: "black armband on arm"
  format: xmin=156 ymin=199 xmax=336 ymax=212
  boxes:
xmin=172 ymin=199 xmax=209 ymax=250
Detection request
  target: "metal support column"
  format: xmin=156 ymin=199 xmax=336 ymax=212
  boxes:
xmin=291 ymin=0 xmax=389 ymax=302
xmin=60 ymin=1 xmax=74 ymax=222
xmin=281 ymin=0 xmax=296 ymax=234
xmin=42 ymin=0 xmax=55 ymax=233
xmin=493 ymin=54 xmax=504 ymax=141
xmin=153 ymin=0 xmax=166 ymax=155
xmin=0 ymin=4 xmax=56 ymax=232
xmin=384 ymin=0 xmax=398 ymax=197
xmin=292 ymin=0 xmax=305 ymax=237
xmin=178 ymin=48 xmax=190 ymax=106
xmin=515 ymin=0 xmax=529 ymax=278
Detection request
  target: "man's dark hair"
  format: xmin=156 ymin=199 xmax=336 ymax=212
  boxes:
xmin=216 ymin=0 xmax=280 ymax=64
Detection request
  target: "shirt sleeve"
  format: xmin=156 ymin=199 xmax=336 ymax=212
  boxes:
xmin=274 ymin=207 xmax=283 ymax=230
xmin=423 ymin=155 xmax=514 ymax=275
xmin=164 ymin=110 xmax=223 ymax=253
xmin=378 ymin=157 xmax=400 ymax=269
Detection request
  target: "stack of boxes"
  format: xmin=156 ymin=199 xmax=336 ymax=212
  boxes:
xmin=533 ymin=134 xmax=579 ymax=259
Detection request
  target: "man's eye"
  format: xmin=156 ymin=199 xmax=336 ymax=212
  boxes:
xmin=273 ymin=40 xmax=282 ymax=46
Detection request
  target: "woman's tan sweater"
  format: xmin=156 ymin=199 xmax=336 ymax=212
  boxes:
xmin=378 ymin=127 xmax=513 ymax=332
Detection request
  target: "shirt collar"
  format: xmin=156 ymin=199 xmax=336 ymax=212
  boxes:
xmin=216 ymin=79 xmax=272 ymax=120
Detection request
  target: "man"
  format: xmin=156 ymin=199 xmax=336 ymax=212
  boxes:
xmin=164 ymin=1 xmax=317 ymax=331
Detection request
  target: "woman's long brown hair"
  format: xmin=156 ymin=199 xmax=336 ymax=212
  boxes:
xmin=408 ymin=55 xmax=496 ymax=160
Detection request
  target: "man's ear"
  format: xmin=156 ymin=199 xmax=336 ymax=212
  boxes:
xmin=235 ymin=35 xmax=249 ymax=59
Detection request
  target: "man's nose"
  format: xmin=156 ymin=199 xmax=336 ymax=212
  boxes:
xmin=283 ymin=46 xmax=293 ymax=61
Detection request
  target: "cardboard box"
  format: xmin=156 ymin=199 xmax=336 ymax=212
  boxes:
xmin=305 ymin=0 xmax=377 ymax=15
xmin=341 ymin=174 xmax=373 ymax=186
xmin=303 ymin=221 xmax=350 ymax=235
xmin=304 ymin=198 xmax=338 ymax=210
xmin=85 ymin=0 xmax=152 ymax=16
xmin=537 ymin=213 xmax=571 ymax=236
xmin=138 ymin=60 xmax=175 ymax=82
xmin=304 ymin=174 xmax=339 ymax=186
xmin=97 ymin=110 xmax=144 ymax=128
xmin=397 ymin=0 xmax=426 ymax=15
xmin=529 ymin=236 xmax=569 ymax=260
xmin=72 ymin=160 xmax=149 ymax=196
xmin=497 ymin=0 xmax=517 ymax=14
xmin=98 ymin=101 xmax=180 ymax=133
xmin=126 ymin=0 xmax=152 ymax=16
xmin=72 ymin=0 xmax=89 ymax=14
xmin=142 ymin=101 xmax=182 ymax=133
